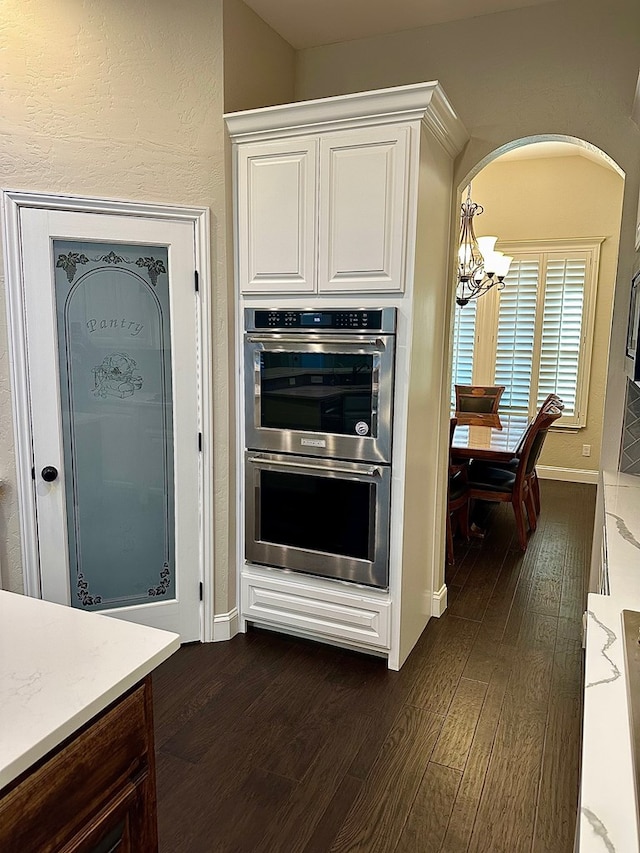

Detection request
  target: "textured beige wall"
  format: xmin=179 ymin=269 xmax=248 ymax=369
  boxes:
xmin=0 ymin=0 xmax=235 ymax=612
xmin=472 ymin=155 xmax=624 ymax=472
xmin=223 ymin=0 xmax=295 ymax=112
xmin=295 ymin=0 xmax=640 ymax=471
xmin=296 ymin=0 xmax=639 ymax=181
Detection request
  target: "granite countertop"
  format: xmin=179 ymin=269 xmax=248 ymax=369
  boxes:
xmin=580 ymin=469 xmax=640 ymax=852
xmin=0 ymin=591 xmax=179 ymax=791
xmin=580 ymin=596 xmax=639 ymax=852
xmin=602 ymin=470 xmax=640 ymax=600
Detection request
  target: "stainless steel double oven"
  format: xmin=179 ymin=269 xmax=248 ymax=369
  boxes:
xmin=244 ymin=308 xmax=396 ymax=589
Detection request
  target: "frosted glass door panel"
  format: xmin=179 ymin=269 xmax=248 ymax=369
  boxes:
xmin=54 ymin=241 xmax=175 ymax=610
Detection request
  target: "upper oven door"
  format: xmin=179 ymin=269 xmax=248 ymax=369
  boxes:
xmin=244 ymin=333 xmax=395 ymax=462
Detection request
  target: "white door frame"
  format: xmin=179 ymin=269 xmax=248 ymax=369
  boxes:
xmin=2 ymin=190 xmax=214 ymax=641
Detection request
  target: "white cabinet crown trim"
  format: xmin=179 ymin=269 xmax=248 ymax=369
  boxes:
xmin=225 ymin=81 xmax=468 ymax=157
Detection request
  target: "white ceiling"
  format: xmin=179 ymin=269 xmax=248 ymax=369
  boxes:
xmin=242 ymin=0 xmax=559 ymax=49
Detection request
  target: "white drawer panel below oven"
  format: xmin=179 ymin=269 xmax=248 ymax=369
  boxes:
xmin=242 ymin=570 xmax=391 ymax=650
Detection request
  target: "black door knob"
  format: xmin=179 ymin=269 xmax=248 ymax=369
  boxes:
xmin=41 ymin=466 xmax=58 ymax=482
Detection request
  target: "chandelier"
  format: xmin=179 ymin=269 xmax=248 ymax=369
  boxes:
xmin=456 ymin=185 xmax=513 ymax=307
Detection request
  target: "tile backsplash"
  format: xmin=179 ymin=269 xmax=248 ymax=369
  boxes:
xmin=621 ymin=378 xmax=640 ymax=474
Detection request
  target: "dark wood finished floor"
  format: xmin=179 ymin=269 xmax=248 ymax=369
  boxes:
xmin=153 ymin=480 xmax=593 ymax=853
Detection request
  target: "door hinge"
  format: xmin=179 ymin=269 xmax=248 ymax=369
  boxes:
xmin=194 ymin=270 xmax=199 ymax=293
xmin=199 ymin=582 xmax=204 ymax=601
xmin=31 ymin=466 xmax=35 ymax=480
xmin=198 ymin=432 xmax=202 ymax=452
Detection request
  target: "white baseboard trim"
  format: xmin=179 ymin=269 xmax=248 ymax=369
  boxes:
xmin=537 ymin=465 xmax=598 ymax=485
xmin=432 ymin=584 xmax=448 ymax=617
xmin=212 ymin=607 xmax=239 ymax=642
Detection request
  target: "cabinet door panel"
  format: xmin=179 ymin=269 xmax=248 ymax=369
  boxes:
xmin=242 ymin=571 xmax=391 ymax=648
xmin=238 ymin=138 xmax=317 ymax=293
xmin=318 ymin=125 xmax=409 ymax=293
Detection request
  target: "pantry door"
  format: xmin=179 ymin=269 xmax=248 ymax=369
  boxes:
xmin=14 ymin=202 xmax=205 ymax=641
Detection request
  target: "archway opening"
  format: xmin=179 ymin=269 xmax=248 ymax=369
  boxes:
xmin=449 ymin=135 xmax=625 ymax=479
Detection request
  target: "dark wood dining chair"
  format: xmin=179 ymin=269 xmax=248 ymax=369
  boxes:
xmin=530 ymin=394 xmax=564 ymax=512
xmin=455 ymin=384 xmax=505 ymax=415
xmin=505 ymin=394 xmax=565 ymax=513
xmin=447 ymin=417 xmax=470 ymax=564
xmin=466 ymin=404 xmax=563 ymax=550
xmin=472 ymin=394 xmax=564 ymax=516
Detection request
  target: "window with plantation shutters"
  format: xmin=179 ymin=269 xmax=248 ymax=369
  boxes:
xmin=451 ymin=298 xmax=477 ymax=403
xmin=537 ymin=255 xmax=587 ymax=418
xmin=451 ymin=239 xmax=600 ymax=429
xmin=494 ymin=258 xmax=539 ymax=413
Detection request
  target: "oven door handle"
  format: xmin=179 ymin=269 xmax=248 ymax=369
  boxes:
xmin=246 ymin=334 xmax=387 ymax=348
xmin=247 ymin=455 xmax=383 ymax=478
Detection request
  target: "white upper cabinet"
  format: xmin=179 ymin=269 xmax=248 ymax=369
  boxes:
xmin=226 ymin=82 xmax=469 ymax=298
xmin=236 ymin=125 xmax=409 ymax=295
xmin=318 ymin=125 xmax=409 ymax=293
xmin=237 ymin=137 xmax=317 ymax=293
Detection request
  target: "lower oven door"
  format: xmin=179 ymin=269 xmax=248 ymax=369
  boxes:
xmin=245 ymin=452 xmax=391 ymax=589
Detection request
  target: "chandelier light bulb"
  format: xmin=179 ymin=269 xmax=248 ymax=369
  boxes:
xmin=493 ymin=253 xmax=513 ymax=278
xmin=458 ymin=243 xmax=474 ymax=267
xmin=476 ymin=235 xmax=498 ymax=260
xmin=483 ymin=250 xmax=504 ymax=276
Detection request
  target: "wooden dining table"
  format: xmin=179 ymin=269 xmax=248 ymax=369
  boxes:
xmin=452 ymin=411 xmax=530 ymax=462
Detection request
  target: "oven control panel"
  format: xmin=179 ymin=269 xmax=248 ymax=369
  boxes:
xmin=247 ymin=308 xmax=395 ymax=333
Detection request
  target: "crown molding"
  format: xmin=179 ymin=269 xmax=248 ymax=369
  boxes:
xmin=224 ymin=81 xmax=468 ymax=156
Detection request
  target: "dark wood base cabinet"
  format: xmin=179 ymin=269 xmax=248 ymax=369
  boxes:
xmin=0 ymin=677 xmax=159 ymax=853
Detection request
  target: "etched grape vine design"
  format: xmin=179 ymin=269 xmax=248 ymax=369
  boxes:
xmin=56 ymin=251 xmax=166 ymax=287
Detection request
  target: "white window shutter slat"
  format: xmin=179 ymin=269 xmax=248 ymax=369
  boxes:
xmin=538 ymin=257 xmax=586 ymax=417
xmin=451 ymin=300 xmax=477 ymax=402
xmin=494 ymin=259 xmax=539 ymax=414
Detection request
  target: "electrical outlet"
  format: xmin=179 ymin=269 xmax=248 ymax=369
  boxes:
xmin=582 ymin=444 xmax=591 ymax=457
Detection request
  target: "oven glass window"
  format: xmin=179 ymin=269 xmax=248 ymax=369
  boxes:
xmin=259 ymin=352 xmax=374 ymax=436
xmin=260 ymin=470 xmax=373 ymax=560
